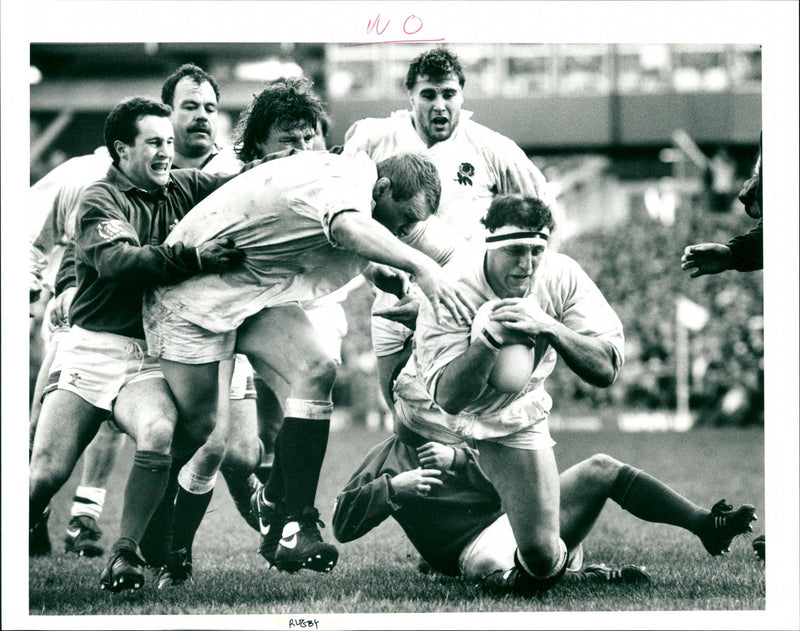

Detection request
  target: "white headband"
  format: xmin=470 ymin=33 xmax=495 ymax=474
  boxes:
xmin=485 ymin=225 xmax=549 ymax=250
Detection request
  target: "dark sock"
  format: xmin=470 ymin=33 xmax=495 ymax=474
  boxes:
xmin=280 ymin=417 xmax=330 ymax=517
xmin=222 ymin=466 xmax=260 ymax=514
xmin=610 ymin=464 xmax=706 ymax=532
xmin=139 ymin=452 xmax=190 ymax=566
xmin=118 ymin=450 xmax=171 ymax=548
xmin=264 ymin=427 xmax=285 ymax=504
xmin=170 ymin=487 xmax=214 ymax=553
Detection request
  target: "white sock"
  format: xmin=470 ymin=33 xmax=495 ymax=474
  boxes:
xmin=70 ymin=486 xmax=106 ymax=520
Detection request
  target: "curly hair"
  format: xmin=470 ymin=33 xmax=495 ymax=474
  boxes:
xmin=233 ymin=77 xmax=326 ymax=162
xmin=405 ymin=48 xmax=465 ymax=90
xmin=104 ymin=97 xmax=172 ymax=166
xmin=160 ymin=63 xmax=221 ymax=108
xmin=376 ymin=152 xmax=441 ymax=219
xmin=482 ymin=195 xmax=556 ymax=233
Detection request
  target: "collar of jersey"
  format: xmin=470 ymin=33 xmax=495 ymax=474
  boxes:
xmin=108 ymin=164 xmax=173 ymax=196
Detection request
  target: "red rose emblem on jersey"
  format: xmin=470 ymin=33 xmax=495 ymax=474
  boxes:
xmin=456 ymin=162 xmax=475 ymax=186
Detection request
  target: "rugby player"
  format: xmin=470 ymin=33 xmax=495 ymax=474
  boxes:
xmin=341 ymin=47 xmax=557 ymax=406
xmin=153 ymin=77 xmax=340 ymax=586
xmin=28 ymin=96 xmax=245 ymax=593
xmin=143 ymin=149 xmax=472 ymax=575
xmin=332 ymin=428 xmax=758 ymax=586
xmin=391 ymin=194 xmax=622 ymax=595
xmin=28 ymin=64 xmax=261 ymax=560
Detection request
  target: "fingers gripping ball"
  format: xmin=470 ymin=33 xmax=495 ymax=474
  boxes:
xmin=470 ymin=302 xmax=534 ymax=394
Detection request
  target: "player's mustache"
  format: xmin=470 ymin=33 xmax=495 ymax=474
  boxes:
xmin=188 ymin=123 xmax=211 ymax=133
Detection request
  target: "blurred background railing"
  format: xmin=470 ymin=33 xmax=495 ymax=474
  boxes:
xmin=29 ymin=43 xmax=763 ymax=430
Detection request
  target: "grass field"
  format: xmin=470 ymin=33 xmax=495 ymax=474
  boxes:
xmin=27 ymin=423 xmax=766 ymax=623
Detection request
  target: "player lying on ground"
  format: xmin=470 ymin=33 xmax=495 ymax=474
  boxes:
xmin=326 ymin=421 xmax=757 ymax=590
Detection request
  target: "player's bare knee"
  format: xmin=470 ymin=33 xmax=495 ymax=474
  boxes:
xmin=29 ymin=460 xmax=64 ymax=495
xmin=181 ymin=414 xmax=218 ymax=450
xmin=221 ymin=440 xmax=258 ymax=474
xmin=518 ymin=531 xmax=562 ymax=576
xmin=136 ymin=415 xmax=177 ymax=454
xmin=192 ymin=439 xmax=226 ymax=471
xmin=296 ymin=355 xmax=337 ymax=394
xmin=585 ymin=453 xmax=622 ymax=483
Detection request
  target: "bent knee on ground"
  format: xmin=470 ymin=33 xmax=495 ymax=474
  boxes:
xmin=518 ymin=534 xmax=563 ymax=576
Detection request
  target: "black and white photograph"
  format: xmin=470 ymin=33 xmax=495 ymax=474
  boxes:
xmin=2 ymin=2 xmax=798 ymax=630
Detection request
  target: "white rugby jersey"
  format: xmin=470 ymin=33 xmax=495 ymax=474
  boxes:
xmin=344 ymin=109 xmax=556 ymax=356
xmin=29 ymin=147 xmax=113 ymax=288
xmin=393 ymin=246 xmax=624 ymax=441
xmin=148 ymin=151 xmax=377 ymax=333
xmin=343 ymin=109 xmax=552 ymax=241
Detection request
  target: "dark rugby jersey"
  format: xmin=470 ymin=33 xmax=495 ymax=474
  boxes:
xmin=332 ymin=435 xmax=503 ymax=577
xmin=69 ymin=165 xmax=235 ymax=338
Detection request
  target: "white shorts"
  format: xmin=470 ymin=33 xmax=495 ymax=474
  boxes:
xmin=304 ymin=301 xmax=348 ymax=365
xmin=370 ymin=291 xmax=412 ymax=357
xmin=458 ymin=515 xmax=583 ymax=580
xmin=458 ymin=514 xmax=516 ymax=580
xmin=46 ymin=325 xmax=163 ymax=412
xmin=230 ymin=354 xmax=257 ymax=400
xmin=143 ymin=300 xmax=236 ymax=364
xmin=394 ymin=394 xmax=556 ymax=451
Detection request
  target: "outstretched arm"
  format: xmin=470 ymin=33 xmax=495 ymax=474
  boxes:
xmin=329 ymin=211 xmax=472 ymax=324
xmin=681 ymin=243 xmax=735 ymax=277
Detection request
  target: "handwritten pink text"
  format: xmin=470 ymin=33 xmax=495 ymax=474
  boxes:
xmin=349 ymin=14 xmax=445 ymax=46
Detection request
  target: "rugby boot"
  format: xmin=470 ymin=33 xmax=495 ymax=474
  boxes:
xmin=100 ymin=547 xmax=145 ymax=593
xmin=563 ymin=563 xmax=651 ymax=585
xmin=752 ymin=534 xmax=765 ymax=561
xmin=250 ymin=487 xmax=285 ymax=568
xmin=699 ymin=499 xmax=758 ymax=556
xmin=138 ymin=493 xmax=174 ymax=569
xmin=479 ymin=551 xmax=567 ymax=596
xmin=29 ymin=506 xmax=52 ymax=557
xmin=64 ymin=515 xmax=104 ymax=558
xmin=274 ymin=506 xmax=338 ymax=574
xmin=156 ymin=546 xmax=193 ymax=589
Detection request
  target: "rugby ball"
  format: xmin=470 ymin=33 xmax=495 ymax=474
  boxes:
xmin=489 ymin=344 xmax=534 ymax=393
xmin=471 ymin=302 xmax=534 ymax=393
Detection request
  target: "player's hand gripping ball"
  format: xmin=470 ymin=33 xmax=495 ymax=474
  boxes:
xmin=470 ymin=301 xmax=534 ymax=393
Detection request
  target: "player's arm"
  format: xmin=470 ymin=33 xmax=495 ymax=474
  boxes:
xmin=726 ymin=221 xmax=763 ymax=271
xmin=75 ymin=185 xmax=242 ymax=284
xmin=333 ymin=465 xmax=444 ymax=543
xmin=328 ymin=210 xmax=472 ymax=324
xmin=433 ymin=331 xmax=500 ymax=414
xmin=48 ymin=240 xmax=78 ymax=326
xmin=332 ymin=470 xmax=398 ymax=543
